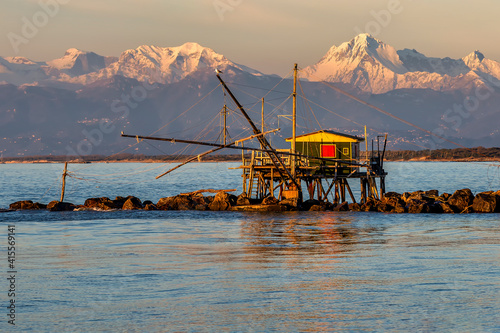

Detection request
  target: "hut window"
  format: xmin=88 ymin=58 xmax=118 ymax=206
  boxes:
xmin=343 ymin=148 xmax=349 ymax=156
xmin=321 ymin=144 xmax=336 ymax=158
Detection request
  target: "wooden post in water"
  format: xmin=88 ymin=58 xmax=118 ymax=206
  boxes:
xmin=60 ymin=162 xmax=68 ymax=202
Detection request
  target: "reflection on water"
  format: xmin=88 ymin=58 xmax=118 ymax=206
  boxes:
xmin=2 ymin=209 xmax=500 ymax=331
xmin=240 ymin=212 xmax=385 ymax=259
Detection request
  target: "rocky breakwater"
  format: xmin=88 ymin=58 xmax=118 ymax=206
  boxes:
xmin=6 ymin=188 xmax=500 ymax=213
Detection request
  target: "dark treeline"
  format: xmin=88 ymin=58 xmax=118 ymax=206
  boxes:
xmin=2 ymin=147 xmax=500 ymax=163
xmin=379 ymin=147 xmax=500 ymax=161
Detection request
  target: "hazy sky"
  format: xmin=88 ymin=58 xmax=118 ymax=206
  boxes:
xmin=2 ymin=0 xmax=500 ymax=75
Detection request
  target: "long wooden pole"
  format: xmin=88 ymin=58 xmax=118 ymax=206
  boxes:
xmin=292 ymin=63 xmax=298 ymax=178
xmin=60 ymin=162 xmax=68 ymax=202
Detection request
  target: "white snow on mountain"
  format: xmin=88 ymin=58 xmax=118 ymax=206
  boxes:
xmin=47 ymin=48 xmax=117 ymax=76
xmin=1 ymin=36 xmax=500 ymax=95
xmin=72 ymin=42 xmax=263 ymax=85
xmin=302 ymin=33 xmax=500 ymax=94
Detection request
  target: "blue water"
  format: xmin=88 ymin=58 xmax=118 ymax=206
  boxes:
xmin=1 ymin=162 xmax=500 ymax=332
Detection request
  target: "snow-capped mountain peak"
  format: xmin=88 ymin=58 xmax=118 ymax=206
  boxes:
xmin=46 ymin=48 xmax=117 ymax=76
xmin=463 ymin=50 xmax=485 ymax=67
xmin=82 ymin=42 xmax=262 ymax=85
xmin=303 ymin=34 xmax=500 ymax=94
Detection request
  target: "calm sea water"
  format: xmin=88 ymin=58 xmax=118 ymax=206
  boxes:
xmin=1 ymin=162 xmax=500 ymax=332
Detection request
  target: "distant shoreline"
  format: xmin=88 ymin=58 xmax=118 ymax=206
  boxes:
xmin=1 ymin=148 xmax=499 ymax=164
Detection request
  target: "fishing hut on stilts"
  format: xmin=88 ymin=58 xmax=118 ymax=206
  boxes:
xmin=121 ymin=64 xmax=388 ymax=207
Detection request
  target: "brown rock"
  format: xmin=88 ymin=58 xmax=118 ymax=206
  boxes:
xmin=236 ymin=193 xmax=251 ymax=206
xmin=349 ymin=203 xmax=361 ymax=212
xmin=361 ymin=198 xmax=379 ymax=212
xmin=448 ymin=189 xmax=474 ymax=213
xmin=47 ymin=201 xmax=76 ymax=211
xmin=208 ymin=192 xmax=234 ymax=211
xmin=472 ymin=192 xmax=499 ymax=213
xmin=333 ymin=201 xmax=350 ymax=212
xmin=406 ymin=199 xmax=431 ymax=214
xmin=84 ymin=197 xmax=119 ymax=210
xmin=9 ymin=200 xmax=46 ymax=210
xmin=122 ymin=197 xmax=143 ymax=210
xmin=262 ymin=196 xmax=279 ymax=205
xmin=143 ymin=203 xmax=157 ymax=210
xmin=157 ymin=197 xmax=175 ymax=210
xmin=439 ymin=193 xmax=452 ymax=202
xmin=310 ymin=204 xmax=326 ymax=211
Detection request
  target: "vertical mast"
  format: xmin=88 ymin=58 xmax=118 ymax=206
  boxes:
xmin=292 ymin=63 xmax=298 ymax=178
xmin=261 ymin=98 xmax=264 ymax=149
xmin=223 ymin=104 xmax=227 ymax=145
xmin=60 ymin=162 xmax=68 ymax=202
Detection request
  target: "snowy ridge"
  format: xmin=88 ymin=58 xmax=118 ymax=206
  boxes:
xmin=73 ymin=42 xmax=263 ymax=85
xmin=302 ymin=33 xmax=500 ymax=94
xmin=1 ymin=36 xmax=500 ymax=94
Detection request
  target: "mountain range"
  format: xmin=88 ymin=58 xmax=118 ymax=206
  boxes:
xmin=1 ymin=34 xmax=499 ymax=157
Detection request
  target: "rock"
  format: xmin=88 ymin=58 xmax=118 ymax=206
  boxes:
xmin=349 ymin=203 xmax=361 ymax=212
xmin=439 ymin=193 xmax=451 ymax=202
xmin=113 ymin=196 xmax=129 ymax=208
xmin=262 ymin=196 xmax=279 ymax=205
xmin=393 ymin=204 xmax=406 ymax=214
xmin=377 ymin=202 xmax=394 ymax=213
xmin=280 ymin=198 xmax=300 ymax=209
xmin=333 ymin=201 xmax=350 ymax=212
xmin=472 ymin=192 xmax=499 ymax=213
xmin=143 ymin=203 xmax=157 ymax=210
xmin=405 ymin=191 xmax=433 ymax=203
xmin=434 ymin=202 xmax=455 ymax=214
xmin=172 ymin=196 xmax=194 ymax=210
xmin=383 ymin=192 xmax=402 ymax=200
xmin=157 ymin=197 xmax=175 ymax=210
xmin=448 ymin=189 xmax=474 ymax=213
xmin=208 ymin=192 xmax=234 ymax=211
xmin=361 ymin=198 xmax=379 ymax=212
xmin=309 ymin=204 xmax=326 ymax=211
xmin=157 ymin=195 xmax=195 ymax=210
xmin=122 ymin=197 xmax=143 ymax=210
xmin=236 ymin=193 xmax=251 ymax=206
xmin=301 ymin=199 xmax=321 ymax=211
xmin=191 ymin=195 xmax=209 ymax=210
xmin=47 ymin=201 xmax=76 ymax=211
xmin=84 ymin=197 xmax=120 ymax=210
xmin=9 ymin=200 xmax=46 ymax=210
xmin=406 ymin=199 xmax=431 ymax=214
xmin=424 ymin=190 xmax=439 ymax=198
xmin=195 ymin=204 xmax=208 ymax=211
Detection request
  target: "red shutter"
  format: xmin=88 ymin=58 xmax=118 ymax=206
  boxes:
xmin=321 ymin=144 xmax=336 ymax=158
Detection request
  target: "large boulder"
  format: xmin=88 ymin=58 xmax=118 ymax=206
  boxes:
xmin=122 ymin=196 xmax=143 ymax=210
xmin=406 ymin=199 xmax=431 ymax=214
xmin=9 ymin=200 xmax=46 ymax=210
xmin=156 ymin=195 xmax=195 ymax=210
xmin=47 ymin=201 xmax=76 ymax=211
xmin=84 ymin=197 xmax=120 ymax=210
xmin=262 ymin=196 xmax=279 ymax=205
xmin=301 ymin=199 xmax=321 ymax=211
xmin=448 ymin=189 xmax=474 ymax=213
xmin=361 ymin=198 xmax=380 ymax=212
xmin=157 ymin=197 xmax=175 ymax=210
xmin=236 ymin=193 xmax=251 ymax=206
xmin=349 ymin=203 xmax=361 ymax=212
xmin=208 ymin=192 xmax=235 ymax=211
xmin=472 ymin=192 xmax=500 ymax=213
xmin=333 ymin=201 xmax=350 ymax=212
